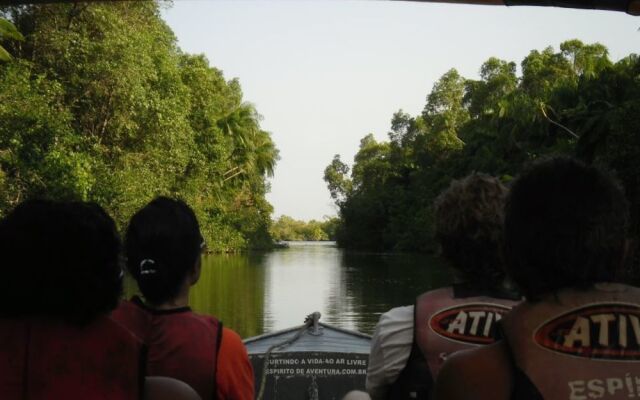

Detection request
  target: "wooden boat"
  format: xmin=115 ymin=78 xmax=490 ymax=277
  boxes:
xmin=244 ymin=312 xmax=371 ymax=400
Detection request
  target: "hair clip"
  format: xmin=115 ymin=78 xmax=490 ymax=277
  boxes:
xmin=140 ymin=259 xmax=157 ymax=275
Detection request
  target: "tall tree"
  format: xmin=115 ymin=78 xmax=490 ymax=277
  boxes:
xmin=0 ymin=2 xmax=279 ymax=252
xmin=326 ymin=41 xmax=640 ymax=254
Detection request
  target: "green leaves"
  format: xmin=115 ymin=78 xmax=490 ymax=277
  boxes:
xmin=0 ymin=18 xmax=24 ymax=62
xmin=0 ymin=18 xmax=24 ymax=41
xmin=0 ymin=3 xmax=278 ymax=250
xmin=327 ymin=40 xmax=640 ymax=253
xmin=0 ymin=46 xmax=11 ymax=62
xmin=323 ymin=154 xmax=352 ymax=205
xmin=270 ymin=216 xmax=337 ymax=241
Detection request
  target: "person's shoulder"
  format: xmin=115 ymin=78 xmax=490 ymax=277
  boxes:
xmin=370 ymin=305 xmax=415 ymax=355
xmin=187 ymin=310 xmax=221 ymax=328
xmin=420 ymin=286 xmax=453 ymax=297
xmin=372 ymin=305 xmax=414 ymax=340
xmin=219 ymin=327 xmax=250 ymax=359
xmin=378 ymin=305 xmax=414 ymax=325
xmin=376 ymin=287 xmax=452 ymax=324
xmin=434 ymin=342 xmax=512 ymax=400
xmin=221 ymin=327 xmax=243 ymax=346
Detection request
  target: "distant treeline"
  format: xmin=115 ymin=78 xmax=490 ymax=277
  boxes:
xmin=325 ymin=40 xmax=640 ymax=252
xmin=0 ymin=3 xmax=278 ymax=252
xmin=270 ymin=215 xmax=340 ymax=242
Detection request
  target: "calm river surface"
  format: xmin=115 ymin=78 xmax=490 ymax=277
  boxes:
xmin=180 ymin=242 xmax=452 ymax=338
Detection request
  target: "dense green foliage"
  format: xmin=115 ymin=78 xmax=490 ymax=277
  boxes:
xmin=0 ymin=2 xmax=278 ymax=251
xmin=270 ymin=215 xmax=340 ymax=241
xmin=0 ymin=18 xmax=23 ymax=61
xmin=325 ymin=40 xmax=640 ymax=253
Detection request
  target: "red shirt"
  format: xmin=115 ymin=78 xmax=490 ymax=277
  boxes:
xmin=112 ymin=297 xmax=254 ymax=400
xmin=0 ymin=316 xmax=145 ymax=400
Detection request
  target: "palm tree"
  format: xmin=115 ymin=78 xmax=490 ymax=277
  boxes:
xmin=250 ymin=130 xmax=279 ymax=178
xmin=218 ymin=103 xmax=279 ymax=183
xmin=0 ymin=18 xmax=24 ymax=61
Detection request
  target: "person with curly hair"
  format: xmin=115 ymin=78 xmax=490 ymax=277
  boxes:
xmin=435 ymin=158 xmax=640 ymax=399
xmin=365 ymin=173 xmax=520 ymax=400
xmin=112 ymin=197 xmax=253 ymax=400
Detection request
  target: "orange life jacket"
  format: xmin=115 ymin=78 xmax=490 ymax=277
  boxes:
xmin=0 ymin=315 xmax=146 ymax=400
xmin=390 ymin=284 xmax=520 ymax=399
xmin=112 ymin=297 xmax=222 ymax=400
xmin=502 ymin=283 xmax=640 ymax=400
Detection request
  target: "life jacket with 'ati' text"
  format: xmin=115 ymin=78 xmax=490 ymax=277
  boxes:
xmin=502 ymin=283 xmax=640 ymax=400
xmin=389 ymin=285 xmax=520 ymax=399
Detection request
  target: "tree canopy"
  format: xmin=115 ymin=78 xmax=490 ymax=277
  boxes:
xmin=325 ymin=40 xmax=640 ymax=254
xmin=0 ymin=2 xmax=278 ymax=252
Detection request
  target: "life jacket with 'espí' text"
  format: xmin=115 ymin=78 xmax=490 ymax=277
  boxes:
xmin=0 ymin=315 xmax=146 ymax=400
xmin=502 ymin=283 xmax=640 ymax=400
xmin=389 ymin=284 xmax=521 ymax=400
xmin=111 ymin=296 xmax=222 ymax=400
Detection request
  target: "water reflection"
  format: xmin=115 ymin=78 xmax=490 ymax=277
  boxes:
xmin=338 ymin=250 xmax=452 ymax=333
xmin=190 ymin=253 xmax=266 ymax=338
xmin=188 ymin=242 xmax=452 ymax=338
xmin=263 ymin=242 xmax=346 ymax=332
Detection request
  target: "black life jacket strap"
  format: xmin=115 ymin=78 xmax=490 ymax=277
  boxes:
xmin=211 ymin=321 xmax=223 ymax=400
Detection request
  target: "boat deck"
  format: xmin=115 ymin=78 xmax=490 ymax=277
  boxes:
xmin=244 ymin=319 xmax=371 ymax=400
xmin=245 ymin=322 xmax=371 ymax=354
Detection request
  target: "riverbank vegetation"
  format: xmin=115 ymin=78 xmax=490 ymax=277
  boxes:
xmin=0 ymin=3 xmax=278 ymax=252
xmin=270 ymin=215 xmax=340 ymax=242
xmin=325 ymin=40 xmax=640 ymax=253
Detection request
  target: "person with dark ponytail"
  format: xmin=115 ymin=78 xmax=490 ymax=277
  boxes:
xmin=112 ymin=197 xmax=254 ymax=400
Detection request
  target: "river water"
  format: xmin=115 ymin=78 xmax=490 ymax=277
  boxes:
xmin=185 ymin=241 xmax=452 ymax=338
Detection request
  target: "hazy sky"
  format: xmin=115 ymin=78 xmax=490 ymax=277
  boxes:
xmin=162 ymin=1 xmax=638 ymax=221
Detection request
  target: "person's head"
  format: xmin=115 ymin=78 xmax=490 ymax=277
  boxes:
xmin=505 ymin=157 xmax=629 ymax=300
xmin=125 ymin=197 xmax=203 ymax=306
xmin=434 ymin=173 xmax=508 ymax=288
xmin=0 ymin=199 xmax=123 ymax=324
